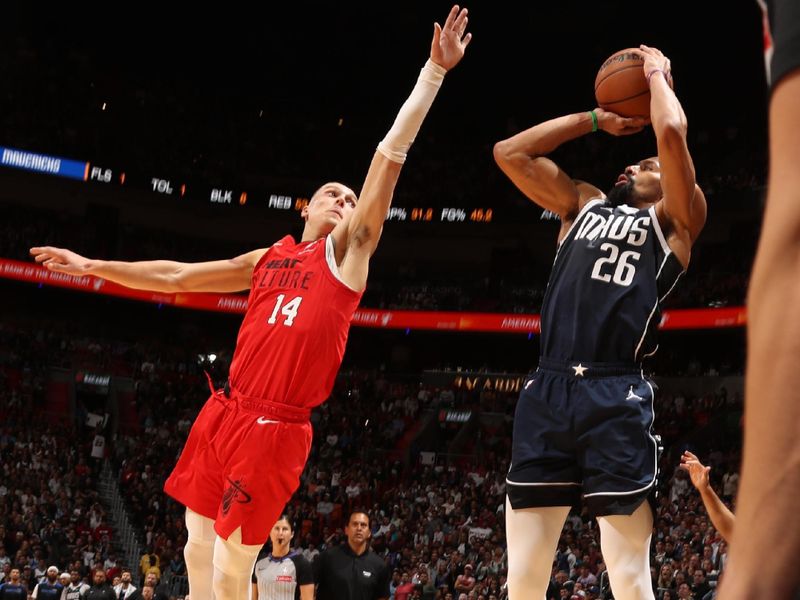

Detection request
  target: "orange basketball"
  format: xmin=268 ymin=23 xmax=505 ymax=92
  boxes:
xmin=594 ymin=48 xmax=651 ymax=118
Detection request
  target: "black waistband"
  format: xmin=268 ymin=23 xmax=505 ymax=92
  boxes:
xmin=538 ymin=357 xmax=641 ymax=378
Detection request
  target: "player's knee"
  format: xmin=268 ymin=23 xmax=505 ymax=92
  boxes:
xmin=213 ymin=532 xmax=260 ymax=576
xmin=507 ymin=554 xmax=537 ymax=576
xmin=213 ymin=569 xmax=250 ymax=600
xmin=610 ymin=578 xmax=650 ymax=600
xmin=212 ymin=540 xmax=258 ymax=600
xmin=184 ymin=537 xmax=213 ymax=566
xmin=606 ymin=561 xmax=652 ymax=600
xmin=184 ymin=511 xmax=215 ymax=569
xmin=506 ymin=555 xmax=549 ymax=591
xmin=213 ymin=542 xmax=251 ymax=576
xmin=613 ymin=561 xmax=641 ymax=583
xmin=185 ymin=509 xmax=217 ymax=544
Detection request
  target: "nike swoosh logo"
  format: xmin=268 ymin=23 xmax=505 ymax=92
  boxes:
xmin=257 ymin=417 xmax=278 ymax=424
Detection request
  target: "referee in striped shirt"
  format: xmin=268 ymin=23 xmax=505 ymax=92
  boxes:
xmin=252 ymin=517 xmax=313 ymax=600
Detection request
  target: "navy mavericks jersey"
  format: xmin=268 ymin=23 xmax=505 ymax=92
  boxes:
xmin=540 ymin=199 xmax=684 ymax=363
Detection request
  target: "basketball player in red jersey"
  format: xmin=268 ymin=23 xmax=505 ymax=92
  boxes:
xmin=30 ymin=7 xmax=471 ymax=599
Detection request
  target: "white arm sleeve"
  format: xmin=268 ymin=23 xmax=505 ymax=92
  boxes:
xmin=377 ymin=59 xmax=447 ymax=164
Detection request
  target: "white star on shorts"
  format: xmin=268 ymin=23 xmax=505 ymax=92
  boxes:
xmin=572 ymin=363 xmax=587 ymax=377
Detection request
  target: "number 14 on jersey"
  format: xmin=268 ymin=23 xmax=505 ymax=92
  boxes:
xmin=267 ymin=294 xmax=303 ymax=326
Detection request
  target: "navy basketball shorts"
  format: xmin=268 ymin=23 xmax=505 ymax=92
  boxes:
xmin=506 ymin=358 xmax=660 ymax=516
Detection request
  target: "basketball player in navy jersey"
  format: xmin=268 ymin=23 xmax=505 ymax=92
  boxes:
xmin=493 ymin=45 xmax=706 ymax=600
xmin=718 ymin=2 xmax=800 ymax=598
xmin=30 ymin=7 xmax=471 ymax=600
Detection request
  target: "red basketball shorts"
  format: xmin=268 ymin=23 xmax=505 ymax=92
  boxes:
xmin=164 ymin=388 xmax=313 ymax=545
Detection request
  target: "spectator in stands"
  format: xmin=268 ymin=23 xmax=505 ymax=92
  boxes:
xmin=138 ymin=551 xmax=156 ymax=583
xmin=676 ymin=582 xmax=692 ymax=599
xmin=669 ymin=469 xmax=691 ymax=505
xmin=301 ymin=543 xmax=319 ymax=564
xmin=143 ymin=556 xmax=160 ymax=584
xmin=21 ymin=566 xmax=36 ymax=591
xmin=417 ymin=570 xmax=436 ymax=600
xmin=453 ymin=564 xmax=475 ymax=595
xmin=575 ymin=565 xmax=596 ymax=589
xmin=142 ymin=574 xmax=168 ymax=600
xmin=690 ymin=568 xmax=710 ymax=599
xmin=102 ymin=554 xmax=119 ymax=581
xmin=113 ymin=571 xmax=138 ymax=600
xmin=166 ymin=552 xmax=186 ymax=579
xmin=388 ymin=570 xmax=401 ymax=599
xmin=720 ymin=467 xmax=738 ymax=503
xmin=317 ymin=494 xmax=335 ymax=527
xmin=394 ymin=572 xmax=414 ymax=600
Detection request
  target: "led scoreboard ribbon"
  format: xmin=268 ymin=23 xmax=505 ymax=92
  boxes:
xmin=0 ymin=144 xmax=497 ymax=225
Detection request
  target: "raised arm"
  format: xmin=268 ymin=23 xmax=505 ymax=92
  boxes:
xmin=679 ymin=451 xmax=735 ymax=542
xmin=29 ymin=245 xmax=267 ymax=293
xmin=335 ymin=5 xmax=471 ymax=292
xmin=642 ymin=45 xmax=706 ymax=263
xmin=493 ymin=109 xmax=647 ymax=229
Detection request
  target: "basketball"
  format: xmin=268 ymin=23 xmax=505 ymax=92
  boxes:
xmin=594 ymin=48 xmax=652 ymax=118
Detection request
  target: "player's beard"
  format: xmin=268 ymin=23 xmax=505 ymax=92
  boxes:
xmin=605 ymin=180 xmax=634 ymax=207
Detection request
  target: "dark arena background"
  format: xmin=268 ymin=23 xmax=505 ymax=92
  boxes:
xmin=0 ymin=2 xmax=766 ymax=599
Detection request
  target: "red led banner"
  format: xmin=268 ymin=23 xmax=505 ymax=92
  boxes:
xmin=2 ymin=258 xmax=746 ymax=332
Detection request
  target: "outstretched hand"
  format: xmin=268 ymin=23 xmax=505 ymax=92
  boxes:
xmin=679 ymin=450 xmax=711 ymax=491
xmin=594 ymin=107 xmax=649 ymax=136
xmin=30 ymin=246 xmax=91 ymax=275
xmin=431 ymin=5 xmax=472 ymax=71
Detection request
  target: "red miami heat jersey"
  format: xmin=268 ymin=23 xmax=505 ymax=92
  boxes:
xmin=227 ymin=234 xmax=362 ymax=408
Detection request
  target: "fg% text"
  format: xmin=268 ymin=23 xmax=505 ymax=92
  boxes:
xmin=384 ymin=207 xmax=476 ymax=223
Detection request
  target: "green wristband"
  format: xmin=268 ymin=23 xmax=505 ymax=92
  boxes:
xmin=589 ymin=110 xmax=598 ymax=133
